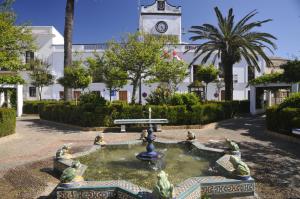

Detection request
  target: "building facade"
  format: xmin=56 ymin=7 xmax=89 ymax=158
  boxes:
xmin=21 ymin=0 xmax=276 ymax=103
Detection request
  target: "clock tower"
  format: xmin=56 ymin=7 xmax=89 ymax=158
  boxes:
xmin=139 ymin=0 xmax=182 ymax=43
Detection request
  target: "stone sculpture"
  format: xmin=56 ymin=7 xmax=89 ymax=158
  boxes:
xmin=56 ymin=144 xmax=72 ymax=159
xmin=226 ymin=139 xmax=240 ymax=152
xmin=60 ymin=160 xmax=84 ymax=183
xmin=229 ymin=155 xmax=250 ymax=177
xmin=187 ymin=131 xmax=196 ymax=141
xmin=94 ymin=133 xmax=106 ymax=145
xmin=153 ymin=171 xmax=174 ymax=199
xmin=140 ymin=129 xmax=148 ymax=142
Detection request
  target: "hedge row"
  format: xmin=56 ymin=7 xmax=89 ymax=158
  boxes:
xmin=0 ymin=108 xmax=16 ymax=138
xmin=266 ymin=106 xmax=300 ymax=134
xmin=40 ymin=101 xmax=249 ymax=127
xmin=23 ymin=100 xmax=60 ymax=114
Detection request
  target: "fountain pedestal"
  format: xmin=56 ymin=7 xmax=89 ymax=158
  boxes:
xmin=136 ymin=129 xmax=164 ymax=161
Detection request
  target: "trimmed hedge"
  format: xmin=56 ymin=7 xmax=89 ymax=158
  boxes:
xmin=0 ymin=108 xmax=16 ymax=137
xmin=23 ymin=100 xmax=60 ymax=114
xmin=266 ymin=106 xmax=300 ymax=134
xmin=40 ymin=100 xmax=249 ymax=127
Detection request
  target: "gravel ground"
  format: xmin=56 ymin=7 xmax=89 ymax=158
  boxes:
xmin=0 ymin=115 xmax=299 ymax=198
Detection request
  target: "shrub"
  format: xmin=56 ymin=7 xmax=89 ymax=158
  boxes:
xmin=39 ymin=100 xmax=244 ymax=127
xmin=266 ymin=106 xmax=300 ymax=134
xmin=191 ymin=103 xmax=224 ymax=124
xmin=278 ymin=92 xmax=300 ymax=109
xmin=0 ymin=108 xmax=16 ymax=137
xmin=79 ymin=93 xmax=106 ymax=107
xmin=145 ymin=87 xmax=172 ymax=105
xmin=23 ymin=100 xmax=59 ymax=114
xmin=169 ymin=93 xmax=200 ymax=109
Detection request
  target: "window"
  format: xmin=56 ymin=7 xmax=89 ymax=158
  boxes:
xmin=59 ymin=91 xmax=64 ymax=99
xmin=233 ymin=74 xmax=238 ymax=83
xmin=29 ymin=87 xmax=36 ymax=97
xmin=157 ymin=0 xmax=165 ymax=10
xmin=73 ymin=91 xmax=81 ymax=99
xmin=25 ymin=51 xmax=34 ymax=64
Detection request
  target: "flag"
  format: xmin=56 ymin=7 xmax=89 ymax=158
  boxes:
xmin=172 ymin=50 xmax=182 ymax=61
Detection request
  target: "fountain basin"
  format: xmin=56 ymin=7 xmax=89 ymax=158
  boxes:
xmin=55 ymin=140 xmax=255 ymax=199
xmin=77 ymin=143 xmax=213 ymax=189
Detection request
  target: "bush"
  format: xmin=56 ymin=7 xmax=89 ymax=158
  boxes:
xmin=79 ymin=93 xmax=106 ymax=106
xmin=23 ymin=100 xmax=59 ymax=114
xmin=0 ymin=108 xmax=16 ymax=137
xmin=266 ymin=106 xmax=300 ymax=134
xmin=40 ymin=102 xmax=109 ymax=127
xmin=39 ymin=100 xmax=245 ymax=127
xmin=278 ymin=92 xmax=300 ymax=109
xmin=169 ymin=93 xmax=200 ymax=109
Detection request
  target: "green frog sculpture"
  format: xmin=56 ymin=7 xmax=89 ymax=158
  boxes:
xmin=56 ymin=144 xmax=72 ymax=159
xmin=187 ymin=131 xmax=196 ymax=141
xmin=153 ymin=171 xmax=174 ymax=199
xmin=94 ymin=133 xmax=106 ymax=145
xmin=140 ymin=129 xmax=148 ymax=142
xmin=229 ymin=155 xmax=251 ymax=180
xmin=60 ymin=160 xmax=84 ymax=184
xmin=226 ymin=139 xmax=240 ymax=157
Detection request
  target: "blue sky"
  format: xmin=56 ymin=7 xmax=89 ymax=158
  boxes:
xmin=12 ymin=0 xmax=300 ymax=58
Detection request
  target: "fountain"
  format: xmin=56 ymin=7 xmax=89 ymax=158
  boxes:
xmin=136 ymin=128 xmax=164 ymax=161
xmin=136 ymin=108 xmax=165 ymax=170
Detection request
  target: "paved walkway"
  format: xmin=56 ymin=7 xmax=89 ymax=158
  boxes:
xmin=0 ymin=115 xmax=140 ymax=171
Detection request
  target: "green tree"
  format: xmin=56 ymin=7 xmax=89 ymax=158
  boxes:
xmin=281 ymin=60 xmax=300 ymax=83
xmin=30 ymin=59 xmax=55 ymax=101
xmin=148 ymin=51 xmax=188 ymax=93
xmin=0 ymin=0 xmax=35 ymax=71
xmin=86 ymin=55 xmax=128 ymax=101
xmin=63 ymin=0 xmax=75 ymax=101
xmin=196 ymin=65 xmax=219 ymax=100
xmin=189 ymin=7 xmax=276 ymax=100
xmin=58 ymin=62 xmax=92 ymax=103
xmin=104 ymin=32 xmax=173 ymax=104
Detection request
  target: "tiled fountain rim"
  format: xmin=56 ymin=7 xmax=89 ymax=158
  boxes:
xmin=55 ymin=140 xmax=255 ymax=199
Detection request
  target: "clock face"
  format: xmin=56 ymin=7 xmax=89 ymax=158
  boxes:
xmin=155 ymin=21 xmax=168 ymax=33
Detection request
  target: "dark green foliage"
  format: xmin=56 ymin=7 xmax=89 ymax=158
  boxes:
xmin=281 ymin=60 xmax=300 ymax=83
xmin=0 ymin=108 xmax=16 ymax=137
xmin=79 ymin=93 xmax=106 ymax=107
xmin=145 ymin=87 xmax=172 ymax=105
xmin=39 ymin=100 xmax=249 ymax=127
xmin=0 ymin=75 xmax=25 ymax=84
xmin=249 ymin=72 xmax=283 ymax=85
xmin=23 ymin=100 xmax=60 ymax=114
xmin=267 ymin=93 xmax=300 ymax=134
xmin=266 ymin=106 xmax=300 ymax=134
xmin=278 ymin=93 xmax=300 ymax=109
xmin=146 ymin=89 xmax=200 ymax=109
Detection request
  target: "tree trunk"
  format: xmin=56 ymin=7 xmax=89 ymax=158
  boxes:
xmin=138 ymin=77 xmax=142 ymax=105
xmin=131 ymin=79 xmax=138 ymax=104
xmin=205 ymin=83 xmax=208 ymax=101
xmin=63 ymin=0 xmax=75 ymax=101
xmin=109 ymin=88 xmax=112 ymax=102
xmin=223 ymin=61 xmax=234 ymax=101
xmin=39 ymin=87 xmax=42 ymax=101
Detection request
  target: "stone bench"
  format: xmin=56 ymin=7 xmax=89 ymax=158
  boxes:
xmin=292 ymin=128 xmax=300 ymax=136
xmin=113 ymin=119 xmax=168 ymax=132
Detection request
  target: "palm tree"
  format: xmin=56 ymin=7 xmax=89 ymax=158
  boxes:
xmin=189 ymin=7 xmax=277 ymax=100
xmin=63 ymin=0 xmax=75 ymax=101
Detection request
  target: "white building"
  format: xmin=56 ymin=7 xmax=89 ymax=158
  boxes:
xmin=22 ymin=0 xmax=271 ymax=103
